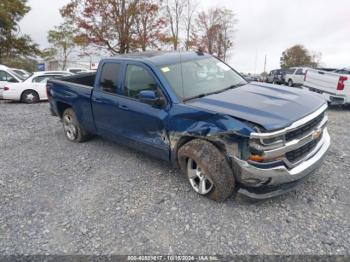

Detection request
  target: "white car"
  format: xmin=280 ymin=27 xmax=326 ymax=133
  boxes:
xmin=11 ymin=68 xmax=31 ymax=79
xmin=2 ymin=71 xmax=71 ymax=103
xmin=303 ymin=68 xmax=350 ymax=105
xmin=0 ymin=65 xmax=24 ymax=98
xmin=284 ymin=67 xmax=309 ymax=87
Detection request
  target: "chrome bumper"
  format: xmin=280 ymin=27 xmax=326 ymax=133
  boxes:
xmin=234 ymin=128 xmax=330 ymax=197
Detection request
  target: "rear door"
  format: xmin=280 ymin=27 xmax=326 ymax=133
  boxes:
xmin=91 ymin=62 xmax=123 ymax=137
xmin=294 ymin=68 xmax=305 ymax=84
xmin=31 ymin=74 xmax=68 ymax=99
xmin=113 ymin=62 xmax=170 ymax=160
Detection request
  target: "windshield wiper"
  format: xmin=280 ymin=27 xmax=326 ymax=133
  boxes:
xmin=221 ymin=82 xmax=246 ymax=92
xmin=183 ymin=82 xmax=246 ymax=102
xmin=183 ymin=93 xmax=211 ymax=102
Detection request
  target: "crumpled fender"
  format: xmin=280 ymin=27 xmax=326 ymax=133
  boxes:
xmin=167 ymin=105 xmax=254 ymax=163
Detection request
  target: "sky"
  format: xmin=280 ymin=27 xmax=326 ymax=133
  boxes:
xmin=19 ymin=0 xmax=350 ymax=73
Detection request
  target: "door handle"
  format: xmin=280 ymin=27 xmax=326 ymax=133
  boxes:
xmin=92 ymin=98 xmax=102 ymax=103
xmin=118 ymin=105 xmax=129 ymax=111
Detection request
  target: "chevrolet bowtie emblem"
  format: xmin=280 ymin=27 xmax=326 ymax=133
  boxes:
xmin=312 ymin=129 xmax=322 ymax=140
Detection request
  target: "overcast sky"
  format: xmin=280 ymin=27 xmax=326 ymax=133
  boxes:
xmin=19 ymin=0 xmax=350 ymax=73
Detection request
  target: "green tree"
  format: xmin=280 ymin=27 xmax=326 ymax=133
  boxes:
xmin=0 ymin=0 xmax=39 ymax=63
xmin=47 ymin=22 xmax=78 ymax=70
xmin=280 ymin=45 xmax=321 ymax=68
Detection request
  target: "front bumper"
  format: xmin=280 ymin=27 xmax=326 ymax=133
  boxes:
xmin=234 ymin=128 xmax=330 ymax=199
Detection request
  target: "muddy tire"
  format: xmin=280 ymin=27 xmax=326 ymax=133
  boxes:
xmin=178 ymin=139 xmax=235 ymax=202
xmin=62 ymin=108 xmax=91 ymax=143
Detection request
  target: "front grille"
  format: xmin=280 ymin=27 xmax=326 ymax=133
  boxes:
xmin=286 ymin=138 xmax=319 ymax=163
xmin=285 ymin=112 xmax=324 ymax=141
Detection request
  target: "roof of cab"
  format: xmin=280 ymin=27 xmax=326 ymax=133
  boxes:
xmin=106 ymin=51 xmax=212 ymax=66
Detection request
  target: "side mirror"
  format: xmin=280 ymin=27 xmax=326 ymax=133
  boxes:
xmin=138 ymin=90 xmax=165 ymax=107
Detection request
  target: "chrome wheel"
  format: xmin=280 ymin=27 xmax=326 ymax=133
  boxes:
xmin=63 ymin=114 xmax=77 ymax=140
xmin=187 ymin=158 xmax=213 ymax=195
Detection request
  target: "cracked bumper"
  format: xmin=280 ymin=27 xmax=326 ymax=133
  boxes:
xmin=234 ymin=128 xmax=331 ymax=199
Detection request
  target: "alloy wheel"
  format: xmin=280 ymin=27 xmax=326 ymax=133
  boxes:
xmin=187 ymin=158 xmax=214 ymax=195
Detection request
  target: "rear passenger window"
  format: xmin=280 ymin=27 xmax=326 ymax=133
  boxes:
xmin=124 ymin=65 xmax=158 ymax=99
xmin=100 ymin=63 xmax=120 ymax=94
xmin=33 ymin=76 xmax=50 ymax=83
xmin=296 ymin=69 xmax=304 ymax=75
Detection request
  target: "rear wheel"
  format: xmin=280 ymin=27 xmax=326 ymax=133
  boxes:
xmin=178 ymin=139 xmax=235 ymax=202
xmin=62 ymin=108 xmax=91 ymax=142
xmin=21 ymin=90 xmax=39 ymax=104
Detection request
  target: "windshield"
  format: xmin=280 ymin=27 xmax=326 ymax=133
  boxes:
xmin=158 ymin=57 xmax=246 ymax=100
xmin=9 ymin=69 xmax=26 ymax=81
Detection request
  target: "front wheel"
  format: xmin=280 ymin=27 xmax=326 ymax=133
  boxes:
xmin=178 ymin=139 xmax=235 ymax=202
xmin=62 ymin=108 xmax=91 ymax=142
xmin=288 ymin=79 xmax=293 ymax=87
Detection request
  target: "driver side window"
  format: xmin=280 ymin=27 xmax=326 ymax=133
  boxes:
xmin=124 ymin=65 xmax=158 ymax=99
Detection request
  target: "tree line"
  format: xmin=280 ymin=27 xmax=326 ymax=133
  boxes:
xmin=50 ymin=0 xmax=237 ymax=64
xmin=1 ymin=0 xmax=322 ymax=72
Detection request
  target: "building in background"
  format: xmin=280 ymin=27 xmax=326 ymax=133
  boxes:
xmin=38 ymin=59 xmax=100 ymax=71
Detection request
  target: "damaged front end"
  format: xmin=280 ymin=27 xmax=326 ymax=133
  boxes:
xmin=169 ymin=103 xmax=330 ymax=199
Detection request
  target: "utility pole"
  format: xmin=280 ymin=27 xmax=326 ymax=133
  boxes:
xmin=263 ymin=54 xmax=267 ymax=73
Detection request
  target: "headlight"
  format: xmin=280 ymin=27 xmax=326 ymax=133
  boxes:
xmin=249 ymin=135 xmax=284 ymax=151
xmin=247 ymin=135 xmax=285 ymax=163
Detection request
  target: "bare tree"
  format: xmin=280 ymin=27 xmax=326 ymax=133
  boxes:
xmin=195 ymin=7 xmax=236 ymax=61
xmin=165 ymin=0 xmax=185 ymax=50
xmin=217 ymin=8 xmax=236 ymax=61
xmin=134 ymin=0 xmax=166 ymax=51
xmin=183 ymin=0 xmax=198 ymax=51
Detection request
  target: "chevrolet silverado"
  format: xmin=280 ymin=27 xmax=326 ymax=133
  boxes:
xmin=47 ymin=52 xmax=330 ymax=201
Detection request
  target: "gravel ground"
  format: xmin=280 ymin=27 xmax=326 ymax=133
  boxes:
xmin=0 ymin=100 xmax=349 ymax=255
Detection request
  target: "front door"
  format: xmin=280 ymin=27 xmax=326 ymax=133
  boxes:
xmin=114 ymin=63 xmax=170 ymax=160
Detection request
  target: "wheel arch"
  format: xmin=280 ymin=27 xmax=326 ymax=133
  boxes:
xmin=56 ymin=101 xmax=72 ymax=118
xmin=21 ymin=89 xmax=39 ymax=100
xmin=172 ymin=135 xmax=234 ymax=168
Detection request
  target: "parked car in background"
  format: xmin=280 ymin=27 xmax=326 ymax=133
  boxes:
xmin=66 ymin=68 xmax=90 ymax=74
xmin=2 ymin=71 xmax=71 ymax=103
xmin=0 ymin=65 xmax=24 ymax=99
xmin=303 ymin=68 xmax=350 ymax=105
xmin=284 ymin=67 xmax=308 ymax=87
xmin=47 ymin=51 xmax=330 ymax=201
xmin=242 ymin=74 xmax=260 ymax=82
xmin=266 ymin=69 xmax=286 ymax=84
xmin=11 ymin=68 xmax=31 ymax=79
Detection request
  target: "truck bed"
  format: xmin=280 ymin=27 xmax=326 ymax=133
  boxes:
xmin=303 ymin=69 xmax=350 ymax=105
xmin=60 ymin=72 xmax=96 ymax=87
xmin=47 ymin=72 xmax=97 ymax=133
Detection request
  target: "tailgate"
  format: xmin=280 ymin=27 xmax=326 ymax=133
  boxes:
xmin=304 ymin=70 xmax=338 ymax=91
xmin=304 ymin=69 xmax=348 ymax=95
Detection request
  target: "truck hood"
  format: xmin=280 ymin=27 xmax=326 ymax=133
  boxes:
xmin=186 ymin=82 xmax=326 ymax=131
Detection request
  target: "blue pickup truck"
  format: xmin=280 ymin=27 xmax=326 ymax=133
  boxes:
xmin=47 ymin=52 xmax=330 ymax=201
